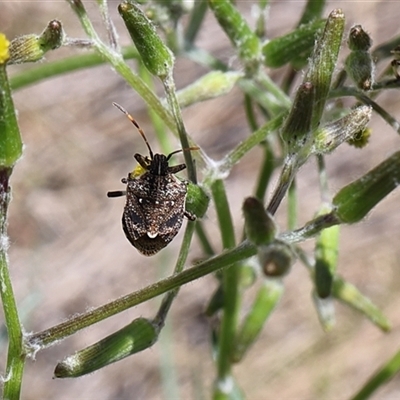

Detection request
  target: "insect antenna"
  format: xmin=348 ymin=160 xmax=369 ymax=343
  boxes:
xmin=112 ymin=102 xmax=154 ymax=159
xmin=166 ymin=146 xmax=199 ymax=161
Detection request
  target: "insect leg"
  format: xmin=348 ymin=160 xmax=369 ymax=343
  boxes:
xmin=107 ymin=190 xmax=127 ymax=198
xmin=168 ymin=163 xmax=186 ymax=174
xmin=184 ymin=210 xmax=196 ymax=221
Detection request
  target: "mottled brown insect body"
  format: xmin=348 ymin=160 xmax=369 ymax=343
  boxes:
xmin=107 ymin=103 xmax=195 ymax=256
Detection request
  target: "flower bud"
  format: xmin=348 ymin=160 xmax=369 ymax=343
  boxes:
xmin=314 ymin=209 xmax=339 ymax=299
xmin=243 ymin=197 xmax=276 ymax=246
xmin=176 ymin=71 xmax=243 ymax=108
xmin=54 ymin=318 xmax=158 ymax=378
xmin=305 ymin=9 xmax=345 ymax=129
xmin=281 ymin=81 xmax=314 ymax=159
xmin=333 ymin=277 xmax=390 ymax=331
xmin=348 ymin=25 xmax=372 ymax=51
xmin=345 ymin=27 xmax=374 ymax=91
xmin=312 ymin=105 xmax=372 ymax=154
xmin=259 ymin=240 xmax=293 ymax=277
xmin=333 ymin=151 xmax=400 ymax=224
xmin=9 ymin=20 xmax=63 ymax=64
xmin=118 ymin=2 xmax=174 ymax=79
xmin=186 ymin=182 xmax=209 ymax=219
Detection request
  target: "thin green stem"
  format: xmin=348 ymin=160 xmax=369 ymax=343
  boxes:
xmin=267 ymin=156 xmax=298 ymax=215
xmin=67 ymin=0 xmax=178 ymax=136
xmin=211 ymin=180 xmax=236 ymax=249
xmin=210 ymin=180 xmax=240 ymax=387
xmin=287 ymin=178 xmax=297 ymax=230
xmin=154 ymin=221 xmax=196 ymax=328
xmin=244 ymin=94 xmax=259 ymax=132
xmin=27 ymin=241 xmax=257 ymax=349
xmin=279 ymin=212 xmax=340 ymax=243
xmin=138 ymin=62 xmax=172 ymax=155
xmin=350 ymin=349 xmax=400 ymax=400
xmin=0 ymin=185 xmax=23 ymax=392
xmin=195 ymin=222 xmax=215 ymax=256
xmin=317 ymin=154 xmax=329 ymax=202
xmin=96 ymin=0 xmax=119 ymax=50
xmin=10 ymin=46 xmax=138 ymax=91
xmin=185 ymin=0 xmax=208 ymax=45
xmin=254 ymin=70 xmax=291 ymax=111
xmin=329 ymin=87 xmax=400 ymax=134
xmin=208 ymin=114 xmax=284 ymax=184
xmin=254 ymin=143 xmax=275 ymax=201
xmin=0 ymin=51 xmax=24 ymax=399
xmin=1 ymin=248 xmax=25 ymax=400
xmin=163 ymin=74 xmax=197 ymax=182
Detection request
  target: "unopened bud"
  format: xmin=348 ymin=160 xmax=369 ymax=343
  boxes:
xmin=55 ymin=318 xmax=158 ymax=378
xmin=243 ymin=197 xmax=276 ymax=246
xmin=313 ymin=105 xmax=372 ymax=154
xmin=118 ymin=2 xmax=174 ymax=79
xmin=333 ymin=151 xmax=400 ymax=224
xmin=348 ymin=25 xmax=372 ymax=51
xmin=259 ymin=240 xmax=293 ymax=277
xmin=9 ymin=20 xmax=63 ymax=64
xmin=281 ymin=81 xmax=314 ymax=159
xmin=186 ymin=182 xmax=209 ymax=219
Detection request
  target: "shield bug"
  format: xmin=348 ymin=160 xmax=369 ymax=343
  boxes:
xmin=107 ymin=102 xmax=196 ymax=256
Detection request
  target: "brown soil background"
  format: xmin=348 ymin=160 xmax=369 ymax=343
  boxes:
xmin=2 ymin=1 xmax=400 ymax=399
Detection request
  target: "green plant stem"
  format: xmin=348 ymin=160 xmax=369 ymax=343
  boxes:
xmin=287 ymin=179 xmax=297 ymax=230
xmin=254 ymin=143 xmax=275 ymax=201
xmin=207 ymin=114 xmax=284 ymax=184
xmin=163 ymin=73 xmax=197 ymax=182
xmin=27 ymin=240 xmax=257 ymax=349
xmin=154 ymin=221 xmax=196 ymax=328
xmin=0 ymin=240 xmax=25 ymax=400
xmin=96 ymin=0 xmax=118 ymax=50
xmin=350 ymin=349 xmax=400 ymax=400
xmin=254 ymin=70 xmax=291 ymax=111
xmin=280 ymin=212 xmax=340 ymax=243
xmin=67 ymin=0 xmax=178 ymax=135
xmin=210 ymin=180 xmax=240 ymax=388
xmin=317 ymin=154 xmax=329 ymax=202
xmin=185 ymin=0 xmax=208 ymax=45
xmin=10 ymin=46 xmax=138 ymax=90
xmin=138 ymin=62 xmax=172 ymax=155
xmin=267 ymin=157 xmax=297 ymax=215
xmin=329 ymin=87 xmax=400 ymax=134
xmin=195 ymin=222 xmax=215 ymax=256
xmin=211 ymin=180 xmax=236 ymax=249
xmin=244 ymin=94 xmax=259 ymax=131
xmin=0 ymin=182 xmax=23 ymax=400
xmin=0 ymin=50 xmax=25 ymax=399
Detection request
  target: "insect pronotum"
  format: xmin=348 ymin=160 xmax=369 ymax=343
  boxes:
xmin=107 ymin=102 xmax=196 ymax=256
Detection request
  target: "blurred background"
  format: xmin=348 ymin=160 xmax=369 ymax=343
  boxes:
xmin=1 ymin=1 xmax=400 ymax=399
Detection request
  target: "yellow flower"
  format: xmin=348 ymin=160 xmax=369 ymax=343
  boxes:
xmin=0 ymin=33 xmax=10 ymax=64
